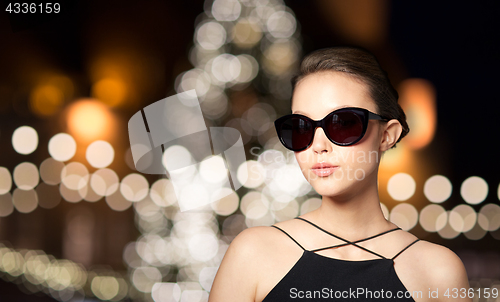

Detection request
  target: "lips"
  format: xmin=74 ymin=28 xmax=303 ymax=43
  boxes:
xmin=311 ymin=163 xmax=338 ymax=177
xmin=311 ymin=162 xmax=337 ymax=169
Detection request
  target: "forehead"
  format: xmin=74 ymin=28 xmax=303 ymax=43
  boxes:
xmin=292 ymin=72 xmax=376 ymax=118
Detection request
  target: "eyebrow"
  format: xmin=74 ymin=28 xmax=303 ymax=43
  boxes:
xmin=292 ymin=105 xmax=351 ymax=116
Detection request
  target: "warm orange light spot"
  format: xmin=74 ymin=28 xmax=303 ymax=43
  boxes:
xmin=398 ymin=79 xmax=437 ymax=150
xmin=30 ymin=84 xmax=64 ymax=116
xmin=315 ymin=0 xmax=389 ymax=46
xmin=91 ymin=77 xmax=127 ymax=108
xmin=379 ymin=144 xmax=417 ymax=185
xmin=88 ymin=52 xmax=149 ymax=111
xmin=29 ymin=75 xmax=74 ymax=117
xmin=379 ymin=143 xmax=409 ymax=170
xmin=378 ymin=145 xmax=432 ymax=208
xmin=66 ymin=99 xmax=113 ymax=142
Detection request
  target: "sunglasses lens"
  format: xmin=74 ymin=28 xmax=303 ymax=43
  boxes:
xmin=279 ymin=116 xmax=313 ymax=150
xmin=327 ymin=111 xmax=364 ymax=145
xmin=277 ymin=109 xmax=367 ymax=150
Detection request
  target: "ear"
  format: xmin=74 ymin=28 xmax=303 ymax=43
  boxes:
xmin=379 ymin=120 xmax=403 ymax=151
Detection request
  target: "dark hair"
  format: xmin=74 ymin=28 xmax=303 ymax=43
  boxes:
xmin=290 ymin=46 xmax=409 ymax=147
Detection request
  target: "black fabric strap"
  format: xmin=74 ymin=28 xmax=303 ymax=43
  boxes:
xmin=294 ymin=217 xmax=402 ymax=259
xmin=391 ymin=239 xmax=420 ymax=260
xmin=271 ymin=225 xmax=306 ymax=251
xmin=310 ymin=226 xmax=401 ymax=252
xmin=272 ymin=225 xmax=401 ymax=253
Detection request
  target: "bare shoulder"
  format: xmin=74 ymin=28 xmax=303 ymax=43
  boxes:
xmin=414 ymin=240 xmax=469 ymax=278
xmin=225 ymin=225 xmax=287 ymax=259
xmin=217 ymin=225 xmax=282 ymax=273
xmin=390 ymin=234 xmax=471 ymax=302
xmin=208 ymin=225 xmax=286 ymax=302
xmin=388 ymin=230 xmax=466 ymax=272
xmin=412 ymin=240 xmax=471 ymax=301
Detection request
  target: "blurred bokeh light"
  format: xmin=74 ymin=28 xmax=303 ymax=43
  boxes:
xmin=0 ymin=0 xmax=499 ymax=301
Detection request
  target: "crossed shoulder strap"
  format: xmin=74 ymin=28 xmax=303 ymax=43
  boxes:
xmin=271 ymin=216 xmax=419 ymax=260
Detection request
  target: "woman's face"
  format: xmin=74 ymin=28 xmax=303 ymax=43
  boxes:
xmin=292 ymin=71 xmax=385 ymax=198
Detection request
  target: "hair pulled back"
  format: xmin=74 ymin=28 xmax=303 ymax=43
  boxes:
xmin=291 ymin=46 xmax=409 ymax=146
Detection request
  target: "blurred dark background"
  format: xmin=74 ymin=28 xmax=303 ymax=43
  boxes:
xmin=0 ymin=0 xmax=499 ymax=301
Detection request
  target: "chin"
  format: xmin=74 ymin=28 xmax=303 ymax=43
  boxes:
xmin=310 ymin=178 xmax=353 ymax=197
xmin=309 ymin=170 xmax=374 ymax=198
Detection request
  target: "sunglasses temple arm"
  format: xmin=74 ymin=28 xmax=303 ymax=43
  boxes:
xmin=368 ymin=112 xmax=390 ymax=121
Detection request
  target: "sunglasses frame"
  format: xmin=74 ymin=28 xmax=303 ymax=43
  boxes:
xmin=274 ymin=107 xmax=391 ymax=152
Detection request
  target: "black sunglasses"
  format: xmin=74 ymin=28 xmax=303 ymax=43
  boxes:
xmin=274 ymin=107 xmax=391 ymax=152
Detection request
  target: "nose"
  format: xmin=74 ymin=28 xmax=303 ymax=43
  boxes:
xmin=311 ymin=126 xmax=332 ymax=153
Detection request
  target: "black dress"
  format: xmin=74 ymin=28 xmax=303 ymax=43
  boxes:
xmin=261 ymin=217 xmax=420 ymax=301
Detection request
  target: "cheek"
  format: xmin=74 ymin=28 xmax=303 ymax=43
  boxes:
xmin=294 ymin=151 xmax=318 ymax=180
xmin=294 ymin=151 xmax=313 ymax=166
xmin=364 ymin=122 xmax=384 ymax=148
xmin=328 ymin=139 xmax=381 ymax=181
xmin=346 ymin=143 xmax=381 ymax=175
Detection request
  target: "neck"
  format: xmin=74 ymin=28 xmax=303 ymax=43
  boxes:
xmin=310 ymin=177 xmax=393 ymax=240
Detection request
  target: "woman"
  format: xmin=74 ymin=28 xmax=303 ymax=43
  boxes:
xmin=208 ymin=47 xmax=471 ymax=302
